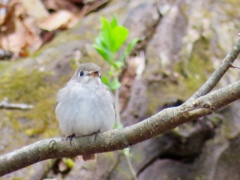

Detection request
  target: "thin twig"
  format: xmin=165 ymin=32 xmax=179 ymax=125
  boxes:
xmin=187 ymin=39 xmax=240 ymax=101
xmin=230 ymin=64 xmax=240 ymax=70
xmin=125 ymin=151 xmax=137 ymax=180
xmin=0 ymin=98 xmax=33 ymax=110
xmin=114 ymin=89 xmax=137 ymax=180
xmin=114 ymin=89 xmax=121 ymax=126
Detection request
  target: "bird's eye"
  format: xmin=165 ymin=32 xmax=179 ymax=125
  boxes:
xmin=79 ymin=71 xmax=84 ymax=76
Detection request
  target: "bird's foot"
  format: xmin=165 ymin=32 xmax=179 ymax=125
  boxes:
xmin=92 ymin=130 xmax=100 ymax=142
xmin=66 ymin=133 xmax=76 ymax=145
xmin=83 ymin=130 xmax=100 ymax=141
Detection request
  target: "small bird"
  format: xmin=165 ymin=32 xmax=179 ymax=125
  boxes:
xmin=55 ymin=63 xmax=115 ymax=161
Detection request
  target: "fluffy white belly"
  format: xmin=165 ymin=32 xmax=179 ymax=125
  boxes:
xmin=55 ymin=81 xmax=115 ymax=137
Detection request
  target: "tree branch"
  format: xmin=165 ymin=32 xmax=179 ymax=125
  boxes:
xmin=1 ymin=79 xmax=240 ymax=176
xmin=188 ymin=39 xmax=240 ymax=101
xmin=0 ymin=98 xmax=33 ymax=110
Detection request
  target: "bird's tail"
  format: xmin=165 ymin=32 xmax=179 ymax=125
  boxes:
xmin=82 ymin=154 xmax=96 ymax=161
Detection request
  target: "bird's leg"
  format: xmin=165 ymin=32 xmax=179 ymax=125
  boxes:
xmin=66 ymin=133 xmax=76 ymax=145
xmin=83 ymin=130 xmax=100 ymax=141
xmin=92 ymin=130 xmax=100 ymax=142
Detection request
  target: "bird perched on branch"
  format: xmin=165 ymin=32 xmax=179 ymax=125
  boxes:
xmin=55 ymin=63 xmax=115 ymax=161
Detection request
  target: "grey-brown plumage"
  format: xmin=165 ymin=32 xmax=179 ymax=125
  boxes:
xmin=55 ymin=63 xmax=115 ymax=161
xmin=76 ymin=63 xmax=101 ymax=73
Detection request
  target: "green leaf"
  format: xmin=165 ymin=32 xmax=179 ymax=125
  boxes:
xmin=123 ymin=148 xmax=130 ymax=156
xmin=64 ymin=158 xmax=75 ymax=168
xmin=110 ymin=26 xmax=128 ymax=52
xmin=119 ymin=38 xmax=140 ymax=63
xmin=101 ymin=75 xmax=110 ymax=86
xmin=93 ymin=17 xmax=129 ymax=63
xmin=109 ymin=78 xmax=121 ymax=90
xmin=114 ymin=121 xmax=123 ymax=129
xmin=102 ymin=76 xmax=121 ymax=90
xmin=113 ymin=61 xmax=124 ymax=69
xmin=93 ymin=43 xmax=110 ymax=62
xmin=101 ymin=18 xmax=112 ymax=48
xmin=93 ymin=16 xmax=138 ymax=74
xmin=110 ymin=16 xmax=118 ymax=28
xmin=107 ymin=70 xmax=114 ymax=77
xmin=126 ymin=38 xmax=140 ymax=54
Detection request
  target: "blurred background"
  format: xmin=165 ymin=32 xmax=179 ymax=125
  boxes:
xmin=1 ymin=0 xmax=240 ymax=179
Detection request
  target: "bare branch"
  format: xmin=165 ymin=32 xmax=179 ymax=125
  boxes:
xmin=0 ymin=98 xmax=33 ymax=110
xmin=230 ymin=64 xmax=240 ymax=69
xmin=188 ymin=39 xmax=240 ymax=101
xmin=1 ymin=80 xmax=240 ymax=176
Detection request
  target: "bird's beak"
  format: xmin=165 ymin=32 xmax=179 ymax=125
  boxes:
xmin=89 ymin=71 xmax=99 ymax=77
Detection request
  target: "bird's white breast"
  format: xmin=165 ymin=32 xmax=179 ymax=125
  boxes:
xmin=55 ymin=81 xmax=115 ymax=137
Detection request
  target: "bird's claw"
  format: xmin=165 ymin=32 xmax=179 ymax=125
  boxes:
xmin=66 ymin=133 xmax=76 ymax=145
xmin=92 ymin=130 xmax=100 ymax=142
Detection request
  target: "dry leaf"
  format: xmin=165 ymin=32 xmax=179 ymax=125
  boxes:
xmin=0 ymin=0 xmax=42 ymax=58
xmin=38 ymin=10 xmax=78 ymax=31
xmin=20 ymin=0 xmax=49 ymax=21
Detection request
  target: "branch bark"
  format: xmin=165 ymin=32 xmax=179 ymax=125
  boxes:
xmin=1 ymin=79 xmax=240 ymax=176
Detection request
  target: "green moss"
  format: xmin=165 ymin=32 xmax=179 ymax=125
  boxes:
xmin=69 ymin=58 xmax=79 ymax=71
xmin=0 ymin=68 xmax=60 ymax=137
xmin=174 ymin=36 xmax=214 ymax=95
xmin=0 ymin=69 xmax=46 ymax=102
xmin=0 ymin=61 xmax=17 ymax=74
xmin=223 ymin=0 xmax=240 ymax=17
